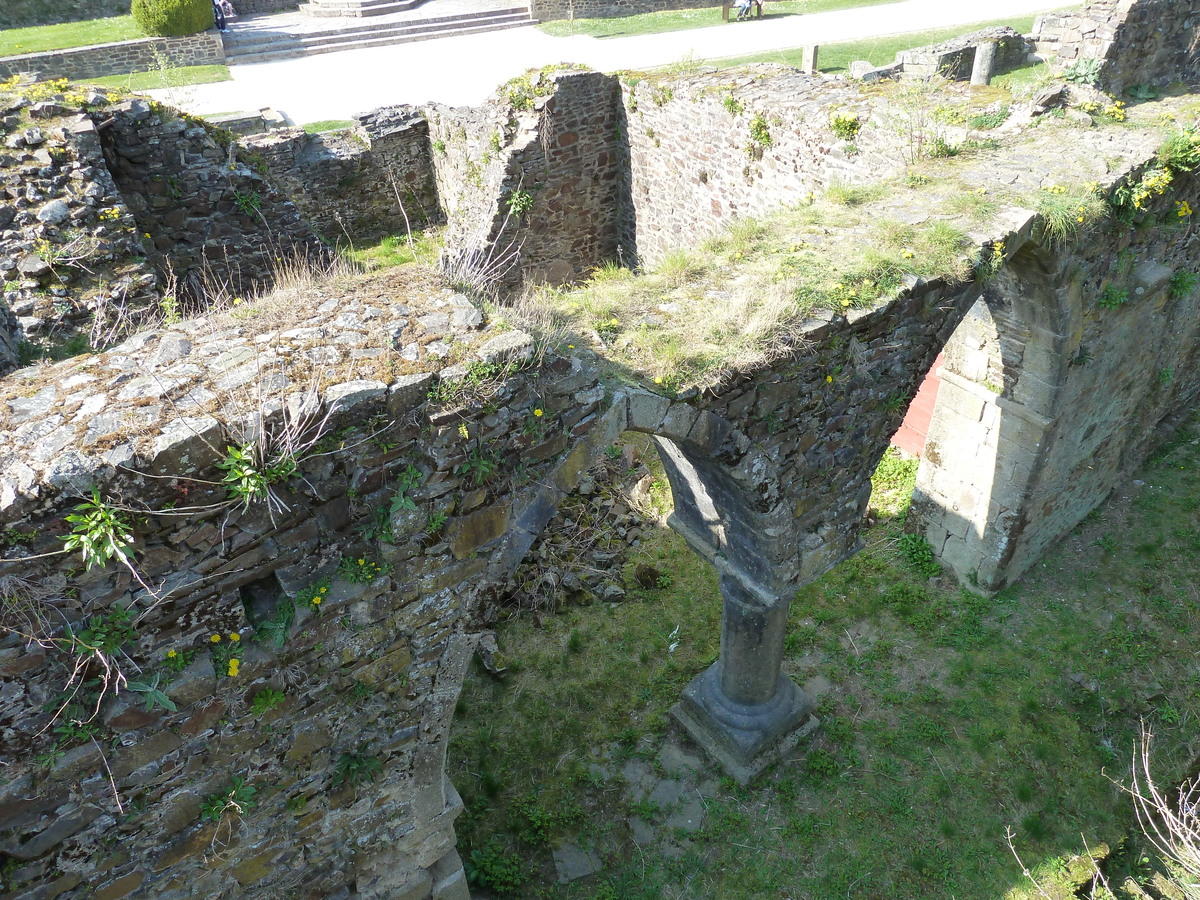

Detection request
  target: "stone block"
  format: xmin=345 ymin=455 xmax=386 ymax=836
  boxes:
xmin=446 ymin=502 xmax=510 ymax=560
xmin=627 ymin=388 xmax=670 ymax=432
xmin=92 ymin=871 xmax=145 ymax=900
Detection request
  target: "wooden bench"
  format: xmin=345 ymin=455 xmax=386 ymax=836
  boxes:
xmin=722 ymin=0 xmax=763 ymax=20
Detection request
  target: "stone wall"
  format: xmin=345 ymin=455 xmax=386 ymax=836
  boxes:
xmin=529 ymin=0 xmax=711 ymax=22
xmin=895 ymin=26 xmax=1031 ymax=79
xmin=243 ymin=108 xmax=440 ymax=245
xmin=1 ymin=89 xmax=161 ymax=372
xmin=0 ymin=34 xmax=226 ymax=83
xmin=1033 ymin=0 xmax=1200 ymax=94
xmin=236 ymin=0 xmax=302 ymax=13
xmin=99 ymin=98 xmax=323 ymax=303
xmin=621 ymin=67 xmax=906 ymax=265
xmin=4 ymin=0 xmax=130 ymax=30
xmin=0 ymin=280 xmax=616 ymax=899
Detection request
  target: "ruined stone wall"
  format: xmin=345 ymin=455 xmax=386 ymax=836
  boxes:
xmin=99 ymin=98 xmax=322 ymax=302
xmin=4 ymin=0 xmax=130 ymax=30
xmin=1 ymin=92 xmax=161 ymax=374
xmin=895 ymin=26 xmax=1031 ymax=79
xmin=237 ymin=0 xmax=301 ymax=13
xmin=243 ymin=108 xmax=440 ymax=246
xmin=620 ymin=68 xmax=907 ymax=265
xmin=0 ymin=281 xmax=614 ymax=899
xmin=1034 ymin=0 xmax=1200 ymax=94
xmin=0 ymin=34 xmax=226 ymax=83
xmin=530 ymin=0 xmax=711 ymax=22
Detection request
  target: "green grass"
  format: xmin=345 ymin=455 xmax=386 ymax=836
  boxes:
xmin=86 ymin=65 xmax=232 ymax=91
xmin=0 ymin=15 xmax=141 ymax=57
xmin=303 ymin=120 xmax=355 ymax=134
xmin=539 ymin=0 xmax=900 ymax=39
xmin=713 ymin=15 xmax=1039 ymax=72
xmin=343 ymin=231 xmax=442 ymax=271
xmin=447 ymin=410 xmax=1200 ymax=899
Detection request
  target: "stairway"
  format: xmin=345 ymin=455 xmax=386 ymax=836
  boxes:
xmin=222 ymin=5 xmax=535 ymax=64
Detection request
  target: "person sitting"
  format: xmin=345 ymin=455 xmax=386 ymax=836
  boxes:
xmin=735 ymin=0 xmax=754 ymax=20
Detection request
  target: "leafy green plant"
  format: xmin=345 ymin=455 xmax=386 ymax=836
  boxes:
xmin=1061 ymin=57 xmax=1101 ymax=85
xmin=338 ymin=556 xmax=388 ymax=584
xmin=163 ymin=647 xmax=197 ymax=674
xmin=829 ymin=112 xmax=861 ymax=141
xmin=897 ymin=533 xmax=942 ymax=578
xmin=249 ymin=688 xmax=286 ymax=717
xmin=131 ymin=0 xmax=212 ymax=36
xmin=1097 ymin=285 xmax=1129 ymax=310
xmin=73 ymin=605 xmax=137 ymax=655
xmin=804 ymin=748 xmax=839 ymax=779
xmin=968 ymin=107 xmax=1009 ymax=129
xmin=232 ymin=189 xmax=261 ymax=217
xmin=331 ymin=750 xmax=382 ymax=789
xmin=253 ymin=595 xmax=296 ymax=648
xmin=466 ymin=841 xmax=525 ymax=896
xmin=200 ymin=776 xmax=257 ymax=822
xmin=749 ymin=113 xmax=772 ymax=147
xmin=458 ymin=445 xmax=500 ymax=486
xmin=427 ymin=511 xmax=448 ymax=535
xmin=208 ymin=632 xmax=242 ymax=678
xmin=1168 ymin=270 xmax=1198 ymax=299
xmin=723 ymin=92 xmax=744 ymax=116
xmin=1035 ymin=183 xmax=1108 ymax=244
xmin=61 ymin=490 xmax=134 ymax=570
xmin=216 ymin=443 xmax=298 ymax=511
xmin=126 ymin=674 xmax=177 ymax=712
xmin=505 ymin=187 xmax=533 ymax=218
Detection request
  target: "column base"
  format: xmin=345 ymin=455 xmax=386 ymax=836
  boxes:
xmin=670 ymin=664 xmax=818 ymax=785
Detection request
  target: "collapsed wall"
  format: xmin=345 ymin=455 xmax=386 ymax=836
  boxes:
xmin=1034 ymin=0 xmax=1200 ymax=94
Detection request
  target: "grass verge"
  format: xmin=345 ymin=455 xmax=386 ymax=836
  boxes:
xmin=86 ymin=65 xmax=232 ymax=91
xmin=0 ymin=16 xmax=141 ymax=57
xmin=539 ymin=0 xmax=900 ymax=39
xmin=303 ymin=119 xmax=356 ymax=133
xmin=713 ymin=15 xmax=1039 ymax=72
xmin=448 ymin=409 xmax=1200 ymax=898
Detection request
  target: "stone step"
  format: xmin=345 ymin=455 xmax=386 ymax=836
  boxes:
xmin=225 ymin=14 xmax=533 ymax=63
xmin=302 ymin=0 xmax=427 ymax=19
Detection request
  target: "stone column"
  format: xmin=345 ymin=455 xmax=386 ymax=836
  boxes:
xmin=671 ymin=568 xmax=815 ymax=783
xmin=971 ymin=40 xmax=999 ymax=85
xmin=801 ymin=45 xmax=820 ymax=74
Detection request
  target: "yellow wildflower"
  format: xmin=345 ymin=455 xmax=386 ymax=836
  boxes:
xmin=1178 ymin=200 xmax=1192 ymax=217
xmin=167 ymin=649 xmax=177 ymax=658
xmin=534 ymin=409 xmax=544 ymax=417
xmin=229 ymin=632 xmax=240 ymax=642
xmin=357 ymin=558 xmax=365 ymax=565
xmin=826 ymin=375 xmax=833 ymax=383
xmin=313 ymin=597 xmax=322 ymax=605
xmin=210 ymin=634 xmax=221 ymax=643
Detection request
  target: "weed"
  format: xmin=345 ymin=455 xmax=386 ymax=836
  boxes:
xmin=804 ymin=748 xmax=839 ymax=779
xmin=125 ymin=674 xmax=177 ymax=712
xmin=338 ymin=556 xmax=388 ymax=585
xmin=505 ymin=187 xmax=534 ymax=218
xmin=62 ymin=490 xmax=134 ymax=570
xmin=217 ymin=443 xmax=297 ymax=511
xmin=829 ymin=111 xmax=861 ymax=141
xmin=1061 ymin=57 xmax=1101 ymax=85
xmin=1097 ymin=285 xmax=1129 ymax=310
xmin=466 ymin=842 xmax=525 ymax=896
xmin=331 ymin=750 xmax=382 ymax=789
xmin=249 ymin=688 xmax=286 ymax=716
xmin=969 ymin=107 xmax=1009 ymax=129
xmin=748 ymin=112 xmax=772 ymax=147
xmin=232 ymin=188 xmax=261 ymax=217
xmin=723 ymin=92 xmax=744 ymax=116
xmin=1035 ymin=183 xmax=1108 ymax=244
xmin=208 ymin=632 xmax=243 ymax=678
xmin=427 ymin=511 xmax=448 ymax=535
xmin=200 ymin=776 xmax=257 ymax=822
xmin=458 ymin=445 xmax=500 ymax=486
xmin=1168 ymin=270 xmax=1198 ymax=299
xmin=162 ymin=647 xmax=197 ymax=674
xmin=897 ymin=533 xmax=942 ymax=578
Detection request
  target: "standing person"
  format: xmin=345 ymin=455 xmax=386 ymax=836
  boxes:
xmin=213 ymin=0 xmax=228 ymax=32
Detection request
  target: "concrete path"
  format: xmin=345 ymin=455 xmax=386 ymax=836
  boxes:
xmin=149 ymin=0 xmax=1070 ymax=124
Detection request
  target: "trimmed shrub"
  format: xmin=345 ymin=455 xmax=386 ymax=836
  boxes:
xmin=132 ymin=0 xmax=213 ymax=37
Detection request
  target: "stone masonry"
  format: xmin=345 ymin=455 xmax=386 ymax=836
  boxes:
xmin=0 ymin=34 xmax=227 ymax=84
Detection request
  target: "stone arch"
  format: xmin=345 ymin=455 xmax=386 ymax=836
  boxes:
xmin=909 ymin=239 xmax=1078 ymax=590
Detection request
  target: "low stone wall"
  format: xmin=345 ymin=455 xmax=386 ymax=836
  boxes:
xmin=236 ymin=0 xmax=302 ymax=13
xmin=530 ymin=0 xmax=711 ymax=21
xmin=5 ymin=0 xmax=129 ymax=30
xmin=243 ymin=109 xmax=440 ymax=245
xmin=895 ymin=26 xmax=1031 ymax=79
xmin=0 ymin=33 xmax=225 ymax=83
xmin=1033 ymin=0 xmax=1200 ymax=94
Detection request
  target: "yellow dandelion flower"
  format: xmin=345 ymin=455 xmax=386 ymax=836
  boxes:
xmin=167 ymin=649 xmax=177 ymax=658
xmin=313 ymin=597 xmax=322 ymax=605
xmin=229 ymin=633 xmax=240 ymax=641
xmin=534 ymin=409 xmax=544 ymax=417
xmin=653 ymin=376 xmax=663 ymax=384
xmin=210 ymin=634 xmax=221 ymax=643
xmin=567 ymin=344 xmax=575 ymax=349
xmin=320 ymin=587 xmax=328 ymax=594
xmin=357 ymin=558 xmax=365 ymax=565
xmin=826 ymin=375 xmax=833 ymax=383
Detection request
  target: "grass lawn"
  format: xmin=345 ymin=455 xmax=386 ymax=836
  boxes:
xmin=539 ymin=0 xmax=900 ymax=39
xmin=0 ymin=15 xmax=141 ymax=57
xmin=303 ymin=119 xmax=356 ymax=133
xmin=86 ymin=65 xmax=232 ymax=91
xmin=714 ymin=15 xmax=1039 ymax=72
xmin=447 ymin=406 xmax=1200 ymax=898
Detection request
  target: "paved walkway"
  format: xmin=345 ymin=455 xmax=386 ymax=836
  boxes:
xmin=151 ymin=0 xmax=1069 ymax=124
